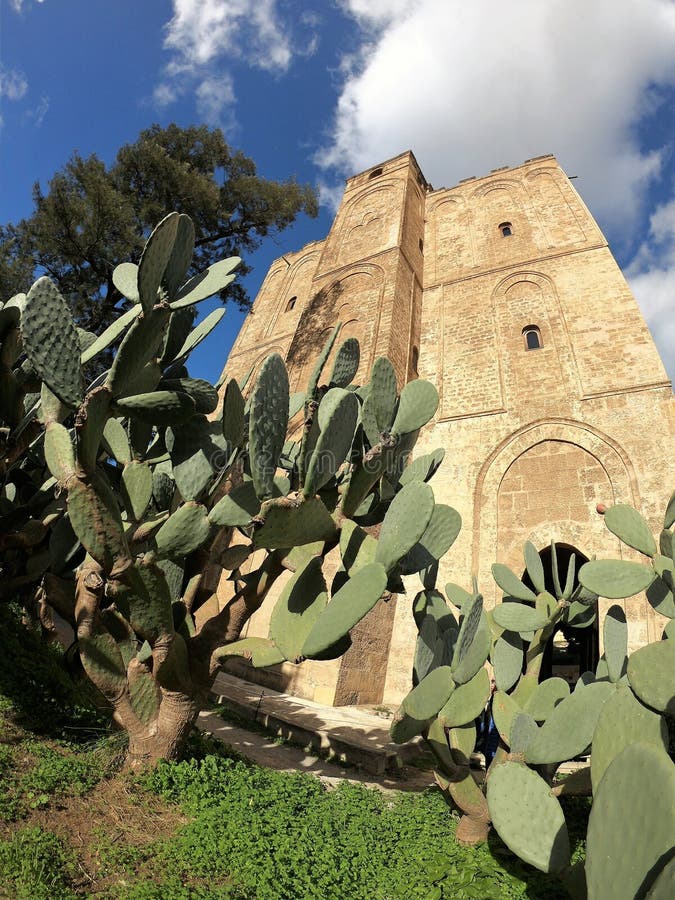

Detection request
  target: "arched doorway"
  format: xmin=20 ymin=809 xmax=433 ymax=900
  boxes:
xmin=521 ymin=543 xmax=599 ymax=684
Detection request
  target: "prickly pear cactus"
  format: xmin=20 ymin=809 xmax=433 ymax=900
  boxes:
xmin=398 ymin=497 xmax=673 ymax=898
xmin=0 ymin=216 xmax=447 ymax=771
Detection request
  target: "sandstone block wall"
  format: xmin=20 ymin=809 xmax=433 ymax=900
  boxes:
xmin=217 ymin=150 xmax=675 ymax=709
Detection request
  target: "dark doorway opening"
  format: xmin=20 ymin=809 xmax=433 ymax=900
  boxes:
xmin=521 ymin=543 xmax=599 ymax=685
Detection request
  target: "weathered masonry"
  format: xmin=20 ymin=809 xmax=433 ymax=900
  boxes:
xmin=213 ymin=151 xmax=675 ymax=707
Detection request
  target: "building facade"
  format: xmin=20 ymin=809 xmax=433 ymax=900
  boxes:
xmin=215 ymin=151 xmax=674 ymax=707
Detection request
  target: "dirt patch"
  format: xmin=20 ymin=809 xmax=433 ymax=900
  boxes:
xmin=16 ymin=774 xmax=187 ymax=893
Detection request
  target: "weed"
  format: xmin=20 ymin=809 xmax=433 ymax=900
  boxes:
xmin=0 ymin=826 xmax=77 ymax=899
xmin=136 ymin=754 xmax=574 ymax=899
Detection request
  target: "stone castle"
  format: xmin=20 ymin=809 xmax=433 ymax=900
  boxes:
xmin=216 ymin=151 xmax=674 ymax=707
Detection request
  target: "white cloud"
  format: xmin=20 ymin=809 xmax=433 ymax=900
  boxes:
xmin=195 ymin=75 xmax=236 ymax=127
xmin=24 ymin=95 xmax=49 ymax=127
xmin=163 ymin=0 xmax=291 ymax=74
xmin=626 ymin=196 xmax=675 ymax=382
xmin=0 ymin=67 xmax=28 ymax=101
xmin=319 ymin=0 xmax=675 ymax=232
xmin=156 ymin=1 xmax=298 ymax=122
xmin=9 ymin=0 xmax=45 ymax=12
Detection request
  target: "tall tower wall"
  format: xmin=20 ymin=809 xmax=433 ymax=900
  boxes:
xmin=217 ymin=151 xmax=675 ymax=709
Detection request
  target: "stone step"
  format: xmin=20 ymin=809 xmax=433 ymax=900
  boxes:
xmin=210 ymin=673 xmax=425 ymax=776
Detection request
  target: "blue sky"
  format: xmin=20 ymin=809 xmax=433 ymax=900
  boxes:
xmin=2 ymin=0 xmax=675 ymax=384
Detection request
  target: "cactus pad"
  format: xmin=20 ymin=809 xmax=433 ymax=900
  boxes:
xmin=159 ymin=377 xmax=218 ymax=414
xmin=492 ymin=690 xmax=521 ymax=744
xmin=303 ymin=388 xmax=359 ymax=496
xmin=509 ymin=711 xmax=539 ymax=755
xmin=67 ymin=473 xmax=129 ymax=574
xmin=375 ymin=481 xmax=435 ymax=572
xmin=269 ymin=557 xmax=328 ymax=661
xmin=492 ymin=632 xmax=523 ymax=692
xmin=216 ymin=637 xmax=285 ymax=668
xmin=603 ymin=604 xmax=627 ymax=682
xmin=171 ymin=307 xmax=226 ymax=360
xmin=402 ymin=666 xmax=454 ymax=721
xmin=138 ymin=212 xmax=179 ymax=312
xmin=452 ymin=600 xmax=491 ymax=685
xmin=329 ymin=337 xmax=360 ymax=387
xmin=163 ymin=213 xmax=195 ymax=300
xmin=448 ymin=721 xmax=477 ymax=764
xmin=107 ymin=307 xmax=169 ymax=398
xmin=78 ymin=632 xmax=127 ymax=698
xmin=523 ymin=677 xmax=570 ymax=722
xmin=171 ymin=256 xmax=240 ymax=309
xmin=222 ymin=378 xmax=245 ymax=447
xmin=398 ymin=448 xmax=445 ymax=487
xmin=367 ymin=356 xmax=398 ymax=434
xmin=590 ymin=683 xmax=667 ymax=793
xmin=391 ymin=379 xmax=439 ymax=434
xmin=491 ymin=601 xmax=550 ymax=633
xmin=22 ymin=277 xmax=84 ymax=408
xmin=166 ymin=416 xmax=227 ymax=501
xmin=586 ymin=742 xmax=675 ymax=900
xmin=249 ymin=353 xmax=289 ymax=500
xmin=525 ymin=681 xmax=615 ymax=764
xmin=121 ymin=460 xmax=153 ymax=522
xmin=626 ymin=639 xmax=675 ymax=715
xmin=208 ymin=481 xmax=262 ymax=527
xmin=81 ymin=304 xmax=141 ymax=366
xmin=604 ymin=503 xmax=657 ymax=558
xmin=115 ymin=390 xmax=196 ymax=426
xmin=128 ymin=660 xmax=161 ymax=724
xmin=44 ymin=422 xmax=76 ymax=485
xmin=487 ymin=762 xmax=570 ymax=873
xmin=301 ymin=561 xmax=387 ymax=658
xmin=524 ymin=541 xmax=546 ymax=593
xmin=578 ymin=559 xmax=656 ymax=598
xmin=155 ymin=502 xmax=211 ymax=558
xmin=438 ymin=667 xmax=490 ymax=728
xmin=112 ymin=262 xmax=140 ymax=302
xmin=389 ymin=710 xmax=428 ymax=744
xmin=401 ymin=504 xmax=462 ymax=575
xmin=253 ymin=496 xmax=337 ymax=549
xmin=491 ymin=563 xmax=539 ymax=603
xmin=339 ymin=520 xmax=377 ymax=575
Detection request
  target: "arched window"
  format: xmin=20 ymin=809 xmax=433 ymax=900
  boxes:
xmin=285 ymin=296 xmax=297 ymax=312
xmin=418 ymin=237 xmax=424 ymax=253
xmin=499 ymin=222 xmax=513 ymax=237
xmin=368 ymin=167 xmax=383 ymax=179
xmin=522 ymin=325 xmax=542 ymax=350
xmin=411 ymin=346 xmax=419 ymax=374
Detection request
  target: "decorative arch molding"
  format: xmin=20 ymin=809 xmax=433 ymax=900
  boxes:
xmin=426 ymin=190 xmax=469 ymax=216
xmin=320 ymin=265 xmax=386 ymax=374
xmin=264 ymin=249 xmax=323 ymax=338
xmin=524 ymin=167 xmax=588 ymax=244
xmin=340 ymin=177 xmax=402 ymax=212
xmin=490 ymin=269 xmax=584 ymax=400
xmin=472 ymin=177 xmax=549 ymax=249
xmin=493 ymin=269 xmax=556 ymax=294
xmin=471 ymin=177 xmax=524 ymax=199
xmin=426 ymin=193 xmax=477 ymax=277
xmin=472 ymin=418 xmax=640 ymax=576
xmin=335 ymin=180 xmax=403 ymax=264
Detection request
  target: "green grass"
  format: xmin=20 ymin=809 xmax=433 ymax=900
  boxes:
xmin=121 ymin=754 xmax=580 ymax=900
xmin=0 ymin=603 xmax=589 ymax=899
xmin=0 ymin=826 xmax=77 ymax=899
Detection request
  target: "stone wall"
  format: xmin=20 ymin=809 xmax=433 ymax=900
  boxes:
xmin=216 ymin=150 xmax=675 ymax=708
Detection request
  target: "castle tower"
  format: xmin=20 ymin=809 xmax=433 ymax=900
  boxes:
xmin=219 ymin=151 xmax=675 ymax=708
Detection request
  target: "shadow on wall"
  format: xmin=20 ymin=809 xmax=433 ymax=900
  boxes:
xmin=285 ymin=282 xmax=345 ymax=374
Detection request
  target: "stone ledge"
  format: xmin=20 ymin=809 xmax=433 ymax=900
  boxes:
xmin=211 ymin=673 xmax=425 ymax=776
